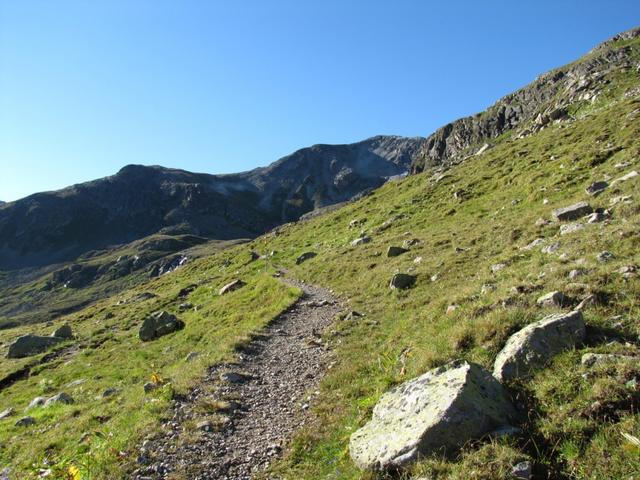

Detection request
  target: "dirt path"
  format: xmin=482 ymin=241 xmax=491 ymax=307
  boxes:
xmin=133 ymin=277 xmax=342 ymax=480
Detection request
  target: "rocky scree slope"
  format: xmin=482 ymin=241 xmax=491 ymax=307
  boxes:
xmin=0 ymin=135 xmax=424 ymax=271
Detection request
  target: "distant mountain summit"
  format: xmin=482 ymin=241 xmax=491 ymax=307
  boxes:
xmin=0 ymin=135 xmax=425 ymax=270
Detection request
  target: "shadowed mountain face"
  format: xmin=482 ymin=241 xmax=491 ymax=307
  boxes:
xmin=0 ymin=135 xmax=425 ymax=270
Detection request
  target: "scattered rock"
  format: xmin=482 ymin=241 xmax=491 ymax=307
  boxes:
xmin=481 ymin=284 xmax=497 ymax=294
xmin=7 ymin=335 xmax=64 ymax=359
xmin=552 ymin=202 xmax=593 ymax=221
xmin=185 ymin=352 xmax=200 ymax=362
xmin=491 ymin=263 xmax=506 ymax=273
xmin=585 ymin=181 xmax=608 ymax=196
xmin=610 ymin=195 xmax=633 ymax=206
xmin=143 ymin=382 xmax=159 ymax=393
xmin=139 ymin=311 xmax=185 ymax=342
xmin=0 ymin=408 xmax=14 ymax=419
xmin=15 ymin=416 xmax=35 ymax=427
xmin=581 ymin=353 xmax=637 ymax=368
xmin=295 ymin=252 xmax=317 ymax=265
xmin=535 ymin=218 xmax=550 ymax=227
xmin=52 ymin=323 xmax=73 ymax=339
xmin=219 ymin=279 xmax=246 ymax=295
xmin=389 ymin=273 xmax=416 ymax=290
xmin=386 ymin=246 xmax=408 ymax=257
xmin=596 ymin=251 xmax=615 ymax=262
xmin=511 ymin=461 xmax=533 ymax=480
xmin=446 ymin=304 xmax=460 ymax=314
xmin=197 ymin=420 xmax=215 ymax=432
xmin=177 ymin=284 xmax=197 ymax=298
xmin=568 ymin=269 xmax=584 ymax=279
xmin=351 ymin=236 xmax=372 ymax=247
xmin=349 ymin=360 xmax=518 ymax=470
xmin=619 ymin=265 xmax=637 ymax=278
xmin=493 ymin=311 xmax=585 ymax=382
xmin=560 ymin=223 xmax=585 ymax=235
xmin=222 ymin=372 xmax=250 ymax=384
xmin=402 ymin=238 xmax=421 ymax=249
xmin=344 ymin=311 xmax=363 ymax=321
xmin=44 ymin=392 xmax=74 ymax=407
xmin=586 ymin=211 xmax=607 ymax=223
xmin=178 ymin=302 xmax=193 ymax=311
xmin=26 ymin=397 xmax=46 ymax=410
xmin=541 ymin=242 xmax=561 ymax=254
xmin=430 ymin=273 xmax=439 ymax=282
xmin=102 ymin=388 xmax=119 ymax=398
xmin=575 ymin=294 xmax=598 ymax=311
xmin=413 ymin=256 xmax=423 ymax=264
xmin=536 ymin=291 xmax=567 ymax=308
xmin=611 ymin=170 xmax=638 ymax=185
xmin=522 ymin=238 xmax=545 ymax=250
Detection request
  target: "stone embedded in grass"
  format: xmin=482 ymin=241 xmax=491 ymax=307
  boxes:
xmin=586 ymin=211 xmax=608 ymax=223
xmin=26 ymin=397 xmax=46 ymax=410
xmin=185 ymin=351 xmax=200 ymax=362
xmin=559 ymin=223 xmax=585 ymax=235
xmin=536 ymin=291 xmax=567 ymax=308
xmin=481 ymin=284 xmax=497 ymax=294
xmin=581 ymin=353 xmax=638 ymax=368
xmin=491 ymin=263 xmax=506 ymax=273
xmin=597 ymin=251 xmax=615 ymax=262
xmin=611 ymin=170 xmax=638 ymax=185
xmin=15 ymin=416 xmax=35 ymax=427
xmin=522 ymin=238 xmax=545 ymax=250
xmin=143 ymin=382 xmax=159 ymax=393
xmin=7 ymin=335 xmax=64 ymax=359
xmin=349 ymin=360 xmax=518 ymax=471
xmin=386 ymin=246 xmax=408 ymax=257
xmin=222 ymin=372 xmax=251 ymax=384
xmin=493 ymin=310 xmax=586 ymax=382
xmin=51 ymin=323 xmax=73 ymax=339
xmin=44 ymin=392 xmax=74 ymax=407
xmin=552 ymin=202 xmax=593 ymax=221
xmin=568 ymin=269 xmax=584 ymax=279
xmin=535 ymin=218 xmax=550 ymax=227
xmin=295 ymin=252 xmax=317 ymax=265
xmin=102 ymin=388 xmax=119 ymax=398
xmin=402 ymin=238 xmax=421 ymax=249
xmin=139 ymin=311 xmax=185 ymax=342
xmin=610 ymin=195 xmax=632 ymax=206
xmin=351 ymin=236 xmax=372 ymax=247
xmin=585 ymin=181 xmax=608 ymax=196
xmin=541 ymin=242 xmax=561 ymax=254
xmin=0 ymin=407 xmax=14 ymax=419
xmin=389 ymin=273 xmax=416 ymax=290
xmin=219 ymin=279 xmax=246 ymax=295
xmin=177 ymin=284 xmax=197 ymax=298
xmin=511 ymin=461 xmax=532 ymax=480
xmin=619 ymin=265 xmax=637 ymax=278
xmin=575 ymin=294 xmax=599 ymax=311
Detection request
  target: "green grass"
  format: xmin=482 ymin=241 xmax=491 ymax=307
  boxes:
xmin=1 ymin=35 xmax=640 ymax=480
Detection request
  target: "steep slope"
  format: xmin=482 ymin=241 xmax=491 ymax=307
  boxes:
xmin=0 ymin=27 xmax=638 ymax=480
xmin=411 ymin=26 xmax=640 ymax=173
xmin=0 ymin=136 xmax=424 ymax=271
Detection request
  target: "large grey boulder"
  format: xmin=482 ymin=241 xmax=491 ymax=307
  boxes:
xmin=139 ymin=311 xmax=185 ymax=342
xmin=552 ymin=202 xmax=593 ymax=221
xmin=349 ymin=361 xmax=518 ymax=470
xmin=44 ymin=392 xmax=74 ymax=407
xmin=493 ymin=311 xmax=585 ymax=382
xmin=7 ymin=335 xmax=64 ymax=359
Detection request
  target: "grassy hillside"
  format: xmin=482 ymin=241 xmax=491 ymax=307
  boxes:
xmin=1 ymin=35 xmax=639 ymax=479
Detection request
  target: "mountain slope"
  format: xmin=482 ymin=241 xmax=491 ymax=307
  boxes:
xmin=0 ymin=26 xmax=639 ymax=480
xmin=411 ymin=26 xmax=640 ymax=173
xmin=0 ymin=135 xmax=424 ymax=271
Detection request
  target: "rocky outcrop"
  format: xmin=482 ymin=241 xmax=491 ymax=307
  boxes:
xmin=7 ymin=334 xmax=64 ymax=358
xmin=139 ymin=311 xmax=185 ymax=342
xmin=493 ymin=311 xmax=586 ymax=382
xmin=410 ymin=27 xmax=640 ymax=173
xmin=349 ymin=361 xmax=518 ymax=470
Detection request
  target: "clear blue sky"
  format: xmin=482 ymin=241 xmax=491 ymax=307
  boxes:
xmin=1 ymin=1 xmax=638 ymax=201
